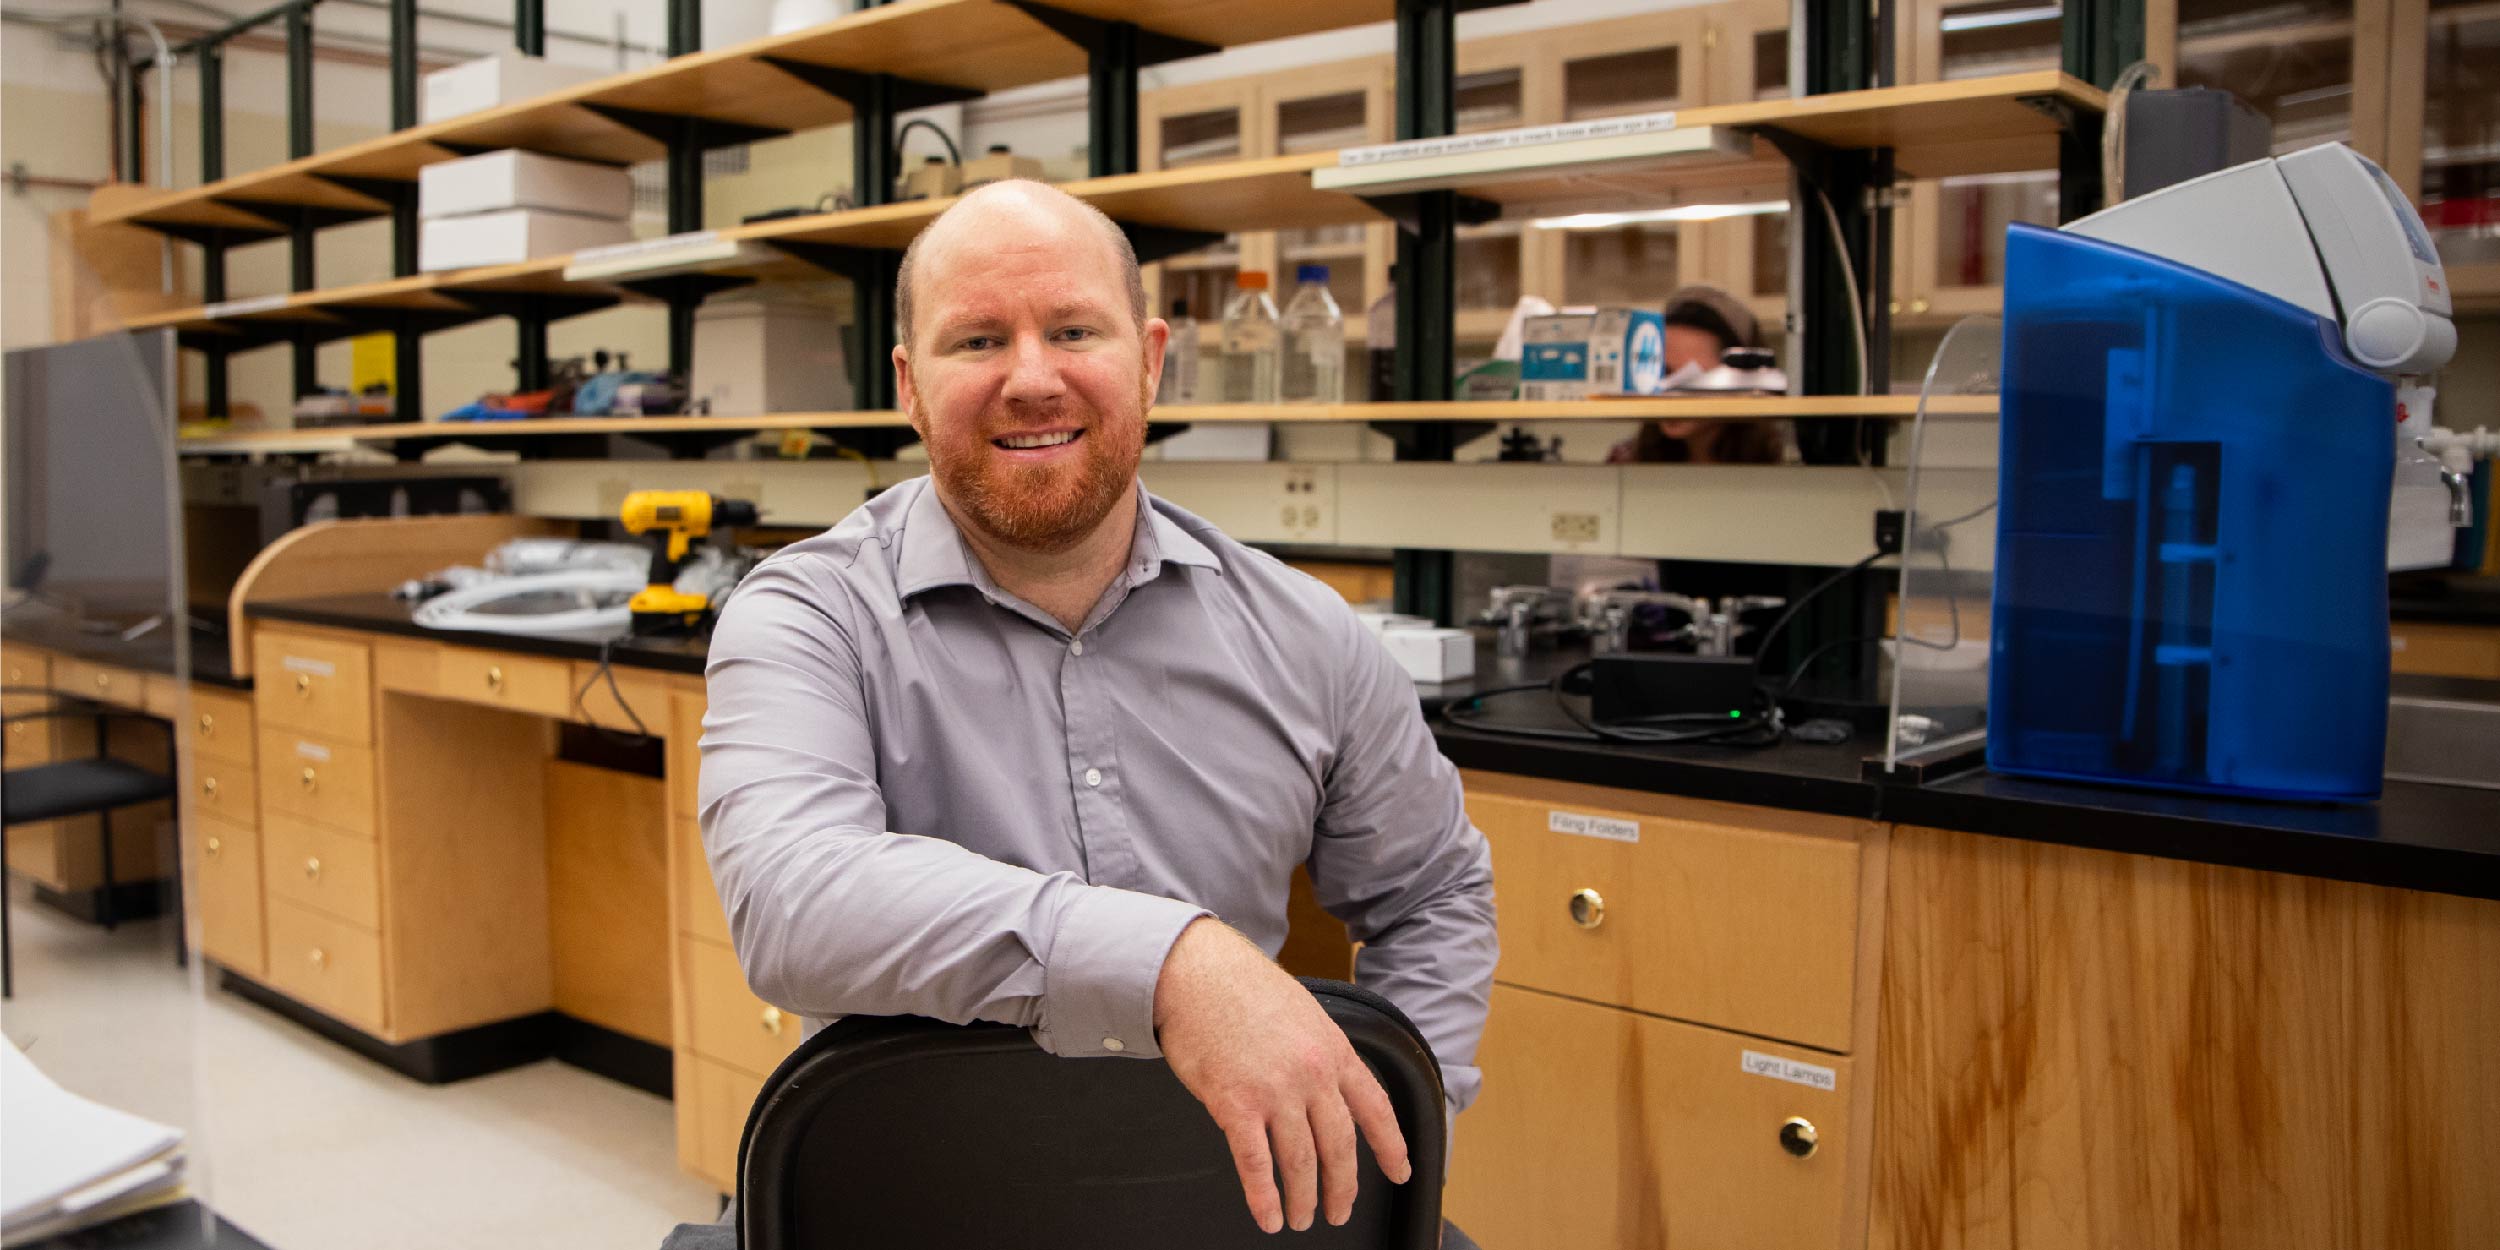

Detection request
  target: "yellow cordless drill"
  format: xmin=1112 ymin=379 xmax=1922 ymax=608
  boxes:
xmin=621 ymin=491 xmax=759 ymax=635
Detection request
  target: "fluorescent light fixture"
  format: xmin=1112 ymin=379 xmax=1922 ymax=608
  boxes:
xmin=1532 ymin=201 xmax=1789 ymax=229
xmin=1937 ymin=5 xmax=2062 ymax=33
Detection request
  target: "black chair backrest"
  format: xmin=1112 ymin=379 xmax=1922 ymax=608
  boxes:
xmin=736 ymin=977 xmax=1446 ymax=1250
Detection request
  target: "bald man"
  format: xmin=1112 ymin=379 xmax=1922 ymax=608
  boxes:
xmin=695 ymin=180 xmax=1497 ymax=1238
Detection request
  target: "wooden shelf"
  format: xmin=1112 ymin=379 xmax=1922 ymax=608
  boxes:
xmin=95 ymin=0 xmax=1397 ymax=240
xmin=175 ymin=395 xmax=1995 ymax=455
xmin=2448 ymin=261 xmax=2500 ymax=315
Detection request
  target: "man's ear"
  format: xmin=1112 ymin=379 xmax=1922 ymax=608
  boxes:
xmin=893 ymin=344 xmax=922 ymax=433
xmin=1140 ymin=316 xmax=1170 ymax=407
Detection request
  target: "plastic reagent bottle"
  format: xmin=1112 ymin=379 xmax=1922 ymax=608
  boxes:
xmin=1220 ymin=271 xmax=1282 ymax=404
xmin=1281 ymin=264 xmax=1345 ymax=404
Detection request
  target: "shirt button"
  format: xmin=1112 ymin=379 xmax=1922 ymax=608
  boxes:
xmin=1084 ymin=767 xmax=1103 ymax=788
xmin=1102 ymin=1037 xmax=1126 ymax=1052
xmin=1070 ymin=639 xmax=1085 ymax=656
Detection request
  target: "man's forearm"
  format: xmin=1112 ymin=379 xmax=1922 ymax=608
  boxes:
xmin=1349 ymin=875 xmax=1499 ymax=1113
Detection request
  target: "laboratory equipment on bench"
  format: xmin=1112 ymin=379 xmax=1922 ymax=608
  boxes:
xmin=623 ymin=491 xmax=760 ymax=635
xmin=1990 ymin=141 xmax=2461 ymax=801
xmin=1582 ymin=590 xmax=1784 ymax=657
xmin=407 ymin=539 xmax=648 ymax=640
xmin=1473 ymin=585 xmax=1573 ymax=660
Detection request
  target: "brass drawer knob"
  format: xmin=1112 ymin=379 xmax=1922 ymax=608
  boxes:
xmin=1779 ymin=1116 xmax=1819 ymax=1159
xmin=1888 ymin=299 xmax=1901 ymax=315
xmin=1911 ymin=297 xmax=1931 ymax=315
xmin=485 ymin=665 xmax=505 ymax=691
xmin=300 ymin=766 xmax=319 ymax=791
xmin=308 ymin=947 xmax=328 ymax=970
xmin=305 ymin=857 xmax=323 ymax=881
xmin=198 ymin=712 xmax=216 ymax=734
xmin=1567 ymin=887 xmax=1605 ymax=930
xmin=95 ymin=674 xmax=111 ymax=691
xmin=202 ymin=776 xmax=220 ymax=797
xmin=294 ymin=673 xmax=313 ymax=697
xmin=205 ymin=836 xmax=223 ymax=857
xmin=760 ymin=1005 xmax=784 ymax=1036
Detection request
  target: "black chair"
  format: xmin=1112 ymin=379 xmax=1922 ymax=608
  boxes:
xmin=1 ymin=686 xmax=180 ymax=999
xmin=737 ymin=977 xmax=1448 ymax=1250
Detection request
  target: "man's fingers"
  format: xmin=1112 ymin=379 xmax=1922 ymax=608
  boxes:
xmin=1312 ymin=1089 xmax=1361 ymax=1226
xmin=1342 ymin=1066 xmax=1413 ymax=1185
xmin=1270 ymin=1107 xmax=1321 ymax=1233
xmin=1220 ymin=1115 xmax=1283 ymax=1235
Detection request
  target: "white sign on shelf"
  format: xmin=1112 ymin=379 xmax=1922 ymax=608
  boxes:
xmin=568 ymin=230 xmax=722 ymax=267
xmin=1741 ymin=1050 xmax=1837 ymax=1092
xmin=1547 ymin=809 xmax=1640 ymax=844
xmin=1336 ymin=112 xmax=1683 ymax=168
xmin=203 ymin=294 xmax=292 ymax=318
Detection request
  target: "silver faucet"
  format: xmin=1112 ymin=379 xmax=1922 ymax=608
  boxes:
xmin=2415 ymin=436 xmax=2475 ymax=528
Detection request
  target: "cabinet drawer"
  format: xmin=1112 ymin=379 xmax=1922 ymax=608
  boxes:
xmin=434 ymin=647 xmax=575 ymax=719
xmin=189 ymin=756 xmax=259 ymax=825
xmin=193 ymin=813 xmax=265 ymax=978
xmin=264 ymin=898 xmax=386 ymax=1033
xmin=1446 ymin=985 xmax=1851 ymax=1250
xmin=256 ymin=730 xmax=377 ymax=837
xmin=684 ymin=936 xmax=799 ymax=1079
xmin=55 ymin=658 xmax=144 ymax=709
xmin=256 ymin=632 xmax=373 ymax=743
xmin=3 ymin=694 xmax=55 ymax=767
xmin=2390 ymin=621 xmax=2500 ymax=680
xmin=1463 ymin=772 xmax=1863 ymax=1051
xmin=261 ymin=811 xmax=381 ymax=930
xmin=686 ymin=1054 xmax=766 ymax=1194
xmin=675 ymin=816 xmax=732 ymax=947
xmin=668 ymin=690 xmax=705 ymax=819
xmin=3 ymin=650 xmax=48 ymax=689
xmin=185 ymin=688 xmax=256 ymax=766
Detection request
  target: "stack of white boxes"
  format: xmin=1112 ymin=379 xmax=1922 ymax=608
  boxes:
xmin=417 ymin=149 xmax=634 ymax=272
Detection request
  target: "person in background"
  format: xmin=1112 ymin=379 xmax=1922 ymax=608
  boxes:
xmin=1607 ymin=284 xmax=1789 ymax=464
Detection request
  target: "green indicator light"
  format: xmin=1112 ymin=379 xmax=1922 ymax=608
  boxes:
xmin=1728 ymin=709 xmax=1741 ymax=719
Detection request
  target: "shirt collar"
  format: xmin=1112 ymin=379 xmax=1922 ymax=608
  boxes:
xmin=894 ymin=477 xmax=1220 ymax=604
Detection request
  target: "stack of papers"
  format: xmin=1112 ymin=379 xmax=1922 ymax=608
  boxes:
xmin=1 ymin=1039 xmax=187 ymax=1246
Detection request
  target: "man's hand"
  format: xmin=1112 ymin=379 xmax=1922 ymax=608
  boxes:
xmin=1153 ymin=917 xmax=1412 ymax=1233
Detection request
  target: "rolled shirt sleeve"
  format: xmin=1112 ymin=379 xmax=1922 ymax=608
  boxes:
xmin=700 ymin=555 xmax=1208 ymax=1059
xmin=1308 ymin=609 xmax=1500 ymax=1113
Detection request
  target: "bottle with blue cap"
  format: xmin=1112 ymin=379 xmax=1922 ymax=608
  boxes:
xmin=1280 ymin=263 xmax=1345 ymax=404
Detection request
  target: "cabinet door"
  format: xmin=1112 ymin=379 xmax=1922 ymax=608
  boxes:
xmin=1700 ymin=0 xmax=1799 ymax=330
xmin=1450 ymin=35 xmax=1539 ymax=344
xmin=1263 ymin=58 xmax=1394 ymax=327
xmin=1446 ymin=985 xmax=1854 ymax=1250
xmin=1531 ymin=11 xmax=1717 ymax=310
xmin=192 ymin=812 xmax=266 ymax=977
xmin=1140 ymin=78 xmax=1261 ymax=327
xmin=2389 ymin=0 xmax=2500 ymax=304
xmin=2154 ymin=0 xmax=2389 ymax=161
xmin=1900 ymin=0 xmax=2070 ymax=320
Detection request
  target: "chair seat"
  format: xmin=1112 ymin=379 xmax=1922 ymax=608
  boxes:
xmin=2 ymin=758 xmax=176 ymax=825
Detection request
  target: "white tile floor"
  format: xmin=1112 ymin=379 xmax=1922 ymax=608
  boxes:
xmin=1 ymin=876 xmax=721 ymax=1249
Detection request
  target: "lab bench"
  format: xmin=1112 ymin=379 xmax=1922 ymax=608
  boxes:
xmin=10 ymin=516 xmax=2494 ymax=1247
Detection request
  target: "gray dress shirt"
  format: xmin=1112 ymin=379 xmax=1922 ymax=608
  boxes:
xmin=699 ymin=475 xmax=1497 ymax=1109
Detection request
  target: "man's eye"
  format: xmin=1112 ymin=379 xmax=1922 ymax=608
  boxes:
xmin=1055 ymin=327 xmax=1098 ymax=343
xmin=957 ymin=336 xmax=999 ymax=351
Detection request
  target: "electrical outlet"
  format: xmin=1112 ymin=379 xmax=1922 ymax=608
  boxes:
xmin=1551 ymin=512 xmax=1601 ymax=544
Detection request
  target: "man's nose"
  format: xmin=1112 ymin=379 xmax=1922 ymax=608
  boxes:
xmin=999 ymin=333 xmax=1065 ymax=405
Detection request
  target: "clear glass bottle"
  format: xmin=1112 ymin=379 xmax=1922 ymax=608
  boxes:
xmin=1366 ymin=265 xmax=1398 ymax=402
xmin=1219 ymin=271 xmax=1281 ymax=405
xmin=1280 ymin=264 xmax=1345 ymax=404
xmin=1157 ymin=298 xmax=1200 ymax=404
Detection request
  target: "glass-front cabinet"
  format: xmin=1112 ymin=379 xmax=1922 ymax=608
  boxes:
xmin=2393 ymin=0 xmax=2500 ymax=301
xmin=1266 ymin=59 xmax=1394 ymax=336
xmin=1139 ymin=79 xmax=1257 ymax=336
xmin=1697 ymin=0 xmax=1798 ymax=334
xmin=1897 ymin=0 xmax=2068 ymax=322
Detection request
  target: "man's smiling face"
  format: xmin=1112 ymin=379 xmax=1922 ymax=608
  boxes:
xmin=894 ymin=183 xmax=1166 ymax=554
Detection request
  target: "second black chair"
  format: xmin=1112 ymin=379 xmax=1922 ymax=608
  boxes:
xmin=737 ymin=977 xmax=1448 ymax=1250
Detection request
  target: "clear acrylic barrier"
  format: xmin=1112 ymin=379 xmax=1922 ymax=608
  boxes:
xmin=1885 ymin=315 xmax=2003 ymax=771
xmin=2 ymin=320 xmax=212 ymax=1242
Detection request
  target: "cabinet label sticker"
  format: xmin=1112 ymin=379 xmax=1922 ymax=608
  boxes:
xmin=295 ymin=741 xmax=332 ymax=763
xmin=1548 ymin=810 xmax=1639 ymax=843
xmin=1742 ymin=1050 xmax=1836 ymax=1091
xmin=281 ymin=656 xmax=336 ymax=677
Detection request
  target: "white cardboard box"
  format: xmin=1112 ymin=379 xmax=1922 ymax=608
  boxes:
xmin=1352 ymin=611 xmax=1430 ymax=637
xmin=691 ymin=300 xmax=852 ymax=416
xmin=1380 ymin=627 xmax=1475 ymax=683
xmin=423 ymin=50 xmax=606 ymax=124
xmin=419 ymin=209 xmax=632 ymax=273
xmin=419 ymin=150 xmax=632 ymax=222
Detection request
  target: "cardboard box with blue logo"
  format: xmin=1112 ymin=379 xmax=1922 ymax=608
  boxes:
xmin=1519 ymin=308 xmax=1669 ymax=402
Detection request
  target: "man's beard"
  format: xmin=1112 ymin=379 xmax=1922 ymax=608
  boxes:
xmin=919 ymin=373 xmax=1149 ymax=554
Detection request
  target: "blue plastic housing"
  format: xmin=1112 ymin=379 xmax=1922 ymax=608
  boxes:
xmin=1988 ymin=224 xmax=2394 ymax=800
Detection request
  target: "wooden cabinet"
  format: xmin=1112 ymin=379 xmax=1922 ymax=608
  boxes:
xmin=1141 ymin=77 xmax=1259 ymax=332
xmin=2389 ymin=619 xmax=2500 ymax=678
xmin=1870 ymin=825 xmax=2500 ymax=1249
xmin=255 ymin=728 xmax=378 ymax=836
xmin=1448 ymin=771 xmax=1880 ymax=1250
xmin=191 ymin=812 xmax=265 ymax=976
xmin=254 ymin=630 xmax=373 ymax=743
xmin=1448 ymin=984 xmax=1855 ymax=1250
xmin=260 ymin=810 xmax=382 ymax=930
xmin=264 ymin=895 xmax=387 ymax=1033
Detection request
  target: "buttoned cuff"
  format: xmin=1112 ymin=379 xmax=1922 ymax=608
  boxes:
xmin=1035 ymin=887 xmax=1209 ymax=1060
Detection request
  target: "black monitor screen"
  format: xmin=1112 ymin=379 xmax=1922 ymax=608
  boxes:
xmin=4 ymin=329 xmax=177 ymax=615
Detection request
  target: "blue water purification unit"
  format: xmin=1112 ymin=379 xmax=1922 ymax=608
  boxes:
xmin=1988 ymin=223 xmax=2395 ymax=800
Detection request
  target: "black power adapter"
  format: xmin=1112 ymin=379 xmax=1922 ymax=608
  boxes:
xmin=1590 ymin=653 xmax=1762 ymax=726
